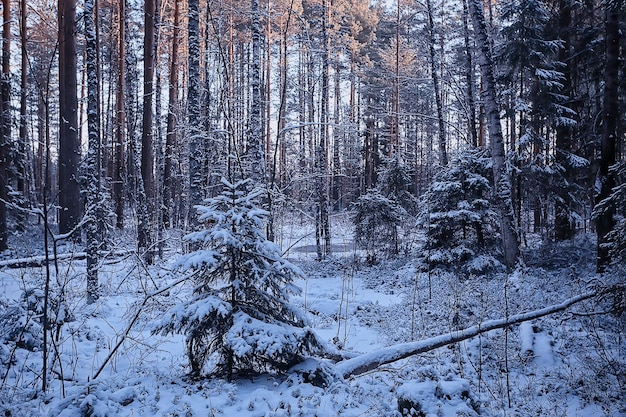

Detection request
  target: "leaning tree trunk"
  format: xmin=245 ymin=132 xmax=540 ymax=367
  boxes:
xmin=596 ymin=4 xmax=620 ymax=272
xmin=467 ymin=0 xmax=519 ymax=269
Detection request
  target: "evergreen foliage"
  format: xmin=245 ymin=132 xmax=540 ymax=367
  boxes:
xmin=420 ymin=148 xmax=504 ymax=275
xmin=593 ymin=161 xmax=626 ymax=265
xmin=155 ymin=178 xmax=322 ymax=378
xmin=353 ymin=157 xmax=415 ymax=264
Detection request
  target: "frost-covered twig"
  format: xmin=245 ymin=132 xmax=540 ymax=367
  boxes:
xmin=91 ymin=273 xmax=194 ymax=381
xmin=337 ymin=291 xmax=598 ymax=378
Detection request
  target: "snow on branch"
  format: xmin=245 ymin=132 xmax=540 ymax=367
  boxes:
xmin=336 ymin=291 xmax=597 ymax=379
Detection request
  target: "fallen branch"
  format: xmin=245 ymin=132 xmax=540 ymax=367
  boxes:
xmin=336 ymin=291 xmax=597 ymax=379
xmin=0 ymin=250 xmax=132 ymax=269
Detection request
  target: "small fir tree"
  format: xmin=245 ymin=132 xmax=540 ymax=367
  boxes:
xmin=421 ymin=148 xmax=504 ymax=275
xmin=353 ymin=157 xmax=415 ymax=264
xmin=155 ymin=178 xmax=322 ymax=378
xmin=353 ymin=189 xmax=407 ymax=264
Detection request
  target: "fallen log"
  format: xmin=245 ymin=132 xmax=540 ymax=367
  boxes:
xmin=336 ymin=291 xmax=597 ymax=378
xmin=0 ymin=250 xmax=132 ymax=269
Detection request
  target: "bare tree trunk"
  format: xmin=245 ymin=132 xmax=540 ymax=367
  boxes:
xmin=18 ymin=0 xmax=28 ymax=205
xmin=163 ymin=0 xmax=179 ymax=229
xmin=426 ymin=0 xmax=447 ymax=165
xmin=554 ymin=0 xmax=575 ymax=241
xmin=468 ymin=0 xmax=519 ymax=269
xmin=0 ymin=0 xmax=10 ymax=250
xmin=248 ymin=0 xmax=264 ymax=182
xmin=462 ymin=0 xmax=478 ymax=147
xmin=596 ymin=4 xmax=620 ymax=272
xmin=139 ymin=0 xmax=155 ymax=263
xmin=188 ymin=0 xmax=202 ymax=229
xmin=316 ymin=0 xmax=331 ymax=260
xmin=114 ymin=0 xmax=125 ymax=229
xmin=58 ymin=0 xmax=81 ymax=238
xmin=85 ymin=0 xmax=101 ymax=303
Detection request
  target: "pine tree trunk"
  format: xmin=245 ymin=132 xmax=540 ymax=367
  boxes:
xmin=249 ymin=0 xmax=264 ymax=182
xmin=163 ymin=0 xmax=179 ymax=230
xmin=462 ymin=0 xmax=478 ymax=148
xmin=58 ymin=0 xmax=81 ymax=238
xmin=316 ymin=0 xmax=331 ymax=260
xmin=85 ymin=0 xmax=100 ymax=303
xmin=596 ymin=4 xmax=620 ymax=272
xmin=554 ymin=0 xmax=574 ymax=241
xmin=426 ymin=0 xmax=447 ymax=166
xmin=139 ymin=0 xmax=155 ymax=264
xmin=114 ymin=0 xmax=125 ymax=229
xmin=0 ymin=0 xmax=10 ymax=250
xmin=188 ymin=0 xmax=202 ymax=229
xmin=18 ymin=0 xmax=28 ymax=205
xmin=467 ymin=0 xmax=519 ymax=269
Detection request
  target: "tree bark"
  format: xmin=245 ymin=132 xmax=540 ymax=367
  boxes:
xmin=426 ymin=0 xmax=447 ymax=166
xmin=554 ymin=0 xmax=575 ymax=241
xmin=596 ymin=4 xmax=620 ymax=272
xmin=85 ymin=0 xmax=101 ymax=303
xmin=316 ymin=0 xmax=331 ymax=260
xmin=188 ymin=0 xmax=202 ymax=229
xmin=0 ymin=0 xmax=10 ymax=250
xmin=58 ymin=0 xmax=81 ymax=238
xmin=139 ymin=0 xmax=155 ymax=263
xmin=163 ymin=0 xmax=180 ymax=229
xmin=467 ymin=0 xmax=519 ymax=269
xmin=114 ymin=0 xmax=125 ymax=229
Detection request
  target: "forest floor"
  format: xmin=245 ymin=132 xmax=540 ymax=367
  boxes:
xmin=0 ymin=214 xmax=625 ymax=416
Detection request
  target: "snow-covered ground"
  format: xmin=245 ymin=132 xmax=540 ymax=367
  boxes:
xmin=0 ymin=216 xmax=625 ymax=416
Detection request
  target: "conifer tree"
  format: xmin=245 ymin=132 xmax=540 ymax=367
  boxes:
xmin=156 ymin=178 xmax=322 ymax=379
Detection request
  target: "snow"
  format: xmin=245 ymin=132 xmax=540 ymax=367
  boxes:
xmin=0 ymin=220 xmax=625 ymax=417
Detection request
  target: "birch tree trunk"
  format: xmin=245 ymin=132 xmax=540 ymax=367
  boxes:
xmin=467 ymin=0 xmax=519 ymax=269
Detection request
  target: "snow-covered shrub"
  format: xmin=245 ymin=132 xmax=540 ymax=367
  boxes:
xmin=396 ymin=367 xmax=480 ymax=417
xmin=420 ymin=148 xmax=504 ymax=275
xmin=155 ymin=178 xmax=323 ymax=379
xmin=0 ymin=289 xmax=44 ymax=352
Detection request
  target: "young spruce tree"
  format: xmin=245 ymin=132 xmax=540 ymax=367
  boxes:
xmin=156 ymin=178 xmax=322 ymax=379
